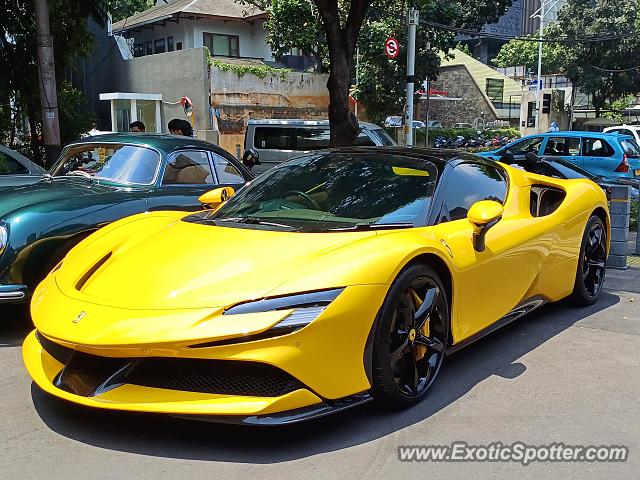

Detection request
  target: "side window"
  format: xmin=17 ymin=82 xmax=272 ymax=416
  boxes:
xmin=543 ymin=137 xmax=580 ymax=156
xmin=212 ymin=154 xmax=245 ymax=184
xmin=0 ymin=152 xmax=28 ymax=175
xmin=353 ymin=131 xmax=376 ymax=146
xmin=295 ymin=128 xmax=331 ymax=150
xmin=583 ymin=138 xmax=614 ymax=157
xmin=441 ymin=163 xmax=508 ymax=222
xmin=162 ymin=151 xmax=214 ymax=185
xmin=254 ymin=127 xmax=294 ymax=150
xmin=508 ymin=137 xmax=543 ymax=155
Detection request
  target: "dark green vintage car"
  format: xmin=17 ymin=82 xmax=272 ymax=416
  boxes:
xmin=0 ymin=133 xmax=252 ymax=305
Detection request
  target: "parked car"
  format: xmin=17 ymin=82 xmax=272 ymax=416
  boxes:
xmin=384 ymin=115 xmax=403 ymax=127
xmin=0 ymin=145 xmax=45 ymax=188
xmin=411 ymin=120 xmax=426 ymax=129
xmin=477 ymin=131 xmax=640 ymax=179
xmin=452 ymin=123 xmax=474 ymax=129
xmin=0 ymin=133 xmax=252 ymax=305
xmin=244 ymin=119 xmax=396 ymax=174
xmin=603 ymin=124 xmax=640 ymax=145
xmin=24 ymin=147 xmax=609 ymax=424
xmin=426 ymin=121 xmax=443 ymax=128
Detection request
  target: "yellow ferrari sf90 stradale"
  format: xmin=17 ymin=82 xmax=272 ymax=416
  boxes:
xmin=23 ymin=148 xmax=609 ymax=425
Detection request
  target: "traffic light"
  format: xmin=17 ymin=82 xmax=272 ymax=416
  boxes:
xmin=542 ymin=94 xmax=551 ymax=114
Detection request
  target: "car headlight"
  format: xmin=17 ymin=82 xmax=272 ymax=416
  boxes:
xmin=0 ymin=224 xmax=7 ymax=256
xmin=190 ymin=288 xmax=344 ymax=348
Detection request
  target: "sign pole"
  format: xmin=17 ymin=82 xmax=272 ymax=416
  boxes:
xmin=404 ymin=5 xmax=419 ymax=148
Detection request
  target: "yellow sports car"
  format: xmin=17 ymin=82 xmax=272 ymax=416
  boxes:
xmin=23 ymin=148 xmax=609 ymax=425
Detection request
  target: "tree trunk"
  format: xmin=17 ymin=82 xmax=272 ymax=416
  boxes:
xmin=314 ymin=0 xmax=372 ymax=147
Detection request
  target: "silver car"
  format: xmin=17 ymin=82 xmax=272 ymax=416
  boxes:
xmin=244 ymin=119 xmax=396 ymax=174
xmin=0 ymin=146 xmax=45 ymax=188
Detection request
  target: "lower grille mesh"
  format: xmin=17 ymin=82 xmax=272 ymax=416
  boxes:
xmin=36 ymin=331 xmax=302 ymax=397
xmin=126 ymin=358 xmax=302 ymax=397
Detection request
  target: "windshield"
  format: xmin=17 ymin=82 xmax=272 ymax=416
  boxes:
xmin=620 ymin=139 xmax=640 ymax=158
xmin=51 ymin=144 xmax=161 ymax=185
xmin=186 ymin=152 xmax=439 ymax=232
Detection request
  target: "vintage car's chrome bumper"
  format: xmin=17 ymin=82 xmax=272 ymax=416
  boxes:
xmin=0 ymin=284 xmax=28 ymax=303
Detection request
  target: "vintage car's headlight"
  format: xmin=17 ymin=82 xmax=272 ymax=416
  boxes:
xmin=0 ymin=224 xmax=7 ymax=256
xmin=190 ymin=289 xmax=344 ymax=348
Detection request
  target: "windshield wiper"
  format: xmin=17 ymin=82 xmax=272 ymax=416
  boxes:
xmin=216 ymin=216 xmax=299 ymax=230
xmin=327 ymin=222 xmax=414 ymax=232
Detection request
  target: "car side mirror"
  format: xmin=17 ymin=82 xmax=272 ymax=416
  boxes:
xmin=199 ymin=186 xmax=235 ymax=210
xmin=242 ymin=148 xmax=260 ymax=169
xmin=467 ymin=200 xmax=504 ymax=252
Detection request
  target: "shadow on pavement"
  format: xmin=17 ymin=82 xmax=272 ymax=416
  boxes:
xmin=28 ymin=291 xmax=619 ymax=463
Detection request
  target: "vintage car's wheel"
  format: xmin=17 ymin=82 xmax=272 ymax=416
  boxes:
xmin=571 ymin=215 xmax=607 ymax=306
xmin=371 ymin=264 xmax=449 ymax=408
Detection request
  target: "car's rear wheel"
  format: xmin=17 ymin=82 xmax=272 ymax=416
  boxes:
xmin=571 ymin=215 xmax=607 ymax=306
xmin=371 ymin=264 xmax=449 ymax=408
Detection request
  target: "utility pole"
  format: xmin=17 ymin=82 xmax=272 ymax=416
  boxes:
xmin=535 ymin=0 xmax=544 ymax=134
xmin=424 ymin=40 xmax=431 ymax=148
xmin=34 ymin=0 xmax=61 ymax=167
xmin=404 ymin=4 xmax=419 ymax=147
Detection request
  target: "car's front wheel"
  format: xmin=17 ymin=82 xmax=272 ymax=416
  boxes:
xmin=371 ymin=264 xmax=449 ymax=408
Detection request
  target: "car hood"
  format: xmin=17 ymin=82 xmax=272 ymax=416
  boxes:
xmin=0 ymin=178 xmax=144 ymax=219
xmin=53 ymin=213 xmax=385 ymax=310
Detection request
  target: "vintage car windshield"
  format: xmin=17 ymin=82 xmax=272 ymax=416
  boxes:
xmin=51 ymin=144 xmax=161 ymax=185
xmin=185 ymin=152 xmax=439 ymax=232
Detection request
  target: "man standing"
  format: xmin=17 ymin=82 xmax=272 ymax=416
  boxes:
xmin=168 ymin=119 xmax=193 ymax=137
xmin=129 ymin=121 xmax=145 ymax=133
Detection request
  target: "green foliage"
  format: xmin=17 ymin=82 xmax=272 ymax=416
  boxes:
xmin=243 ymin=0 xmax=515 ymax=124
xmin=492 ymin=25 xmax=569 ymax=74
xmin=602 ymin=96 xmax=635 ymax=123
xmin=385 ymin=126 xmax=520 ymax=146
xmin=0 ymin=0 xmax=110 ymax=163
xmin=206 ymin=50 xmax=291 ymax=80
xmin=555 ymin=0 xmax=640 ymax=115
xmin=57 ymin=81 xmax=93 ymax=145
xmin=108 ymin=0 xmax=154 ymax=22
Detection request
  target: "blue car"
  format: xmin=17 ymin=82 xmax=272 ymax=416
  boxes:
xmin=478 ymin=131 xmax=640 ymax=180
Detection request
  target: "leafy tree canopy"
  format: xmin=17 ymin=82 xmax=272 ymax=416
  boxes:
xmin=244 ymin=0 xmax=514 ymax=124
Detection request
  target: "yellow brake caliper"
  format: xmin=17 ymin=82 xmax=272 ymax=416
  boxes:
xmin=410 ymin=288 xmax=430 ymax=361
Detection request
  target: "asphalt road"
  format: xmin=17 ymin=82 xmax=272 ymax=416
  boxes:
xmin=1 ymin=272 xmax=639 ymax=480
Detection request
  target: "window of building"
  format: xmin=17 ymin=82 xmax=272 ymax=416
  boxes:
xmin=154 ymin=38 xmax=166 ymax=54
xmin=146 ymin=41 xmax=153 ymax=56
xmin=203 ymin=33 xmax=240 ymax=57
xmin=485 ymin=78 xmax=504 ymax=103
xmin=163 ymin=151 xmax=214 ymax=185
xmin=526 ymin=101 xmax=537 ymax=127
xmin=440 ymin=163 xmax=508 ymax=222
xmin=167 ymin=36 xmax=174 ymax=52
xmin=133 ymin=44 xmax=144 ymax=57
xmin=176 ymin=41 xmax=183 ymax=50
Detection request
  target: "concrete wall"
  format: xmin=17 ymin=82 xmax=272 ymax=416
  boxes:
xmin=420 ymin=66 xmax=498 ymax=127
xmin=112 ymin=48 xmax=210 ymax=132
xmin=125 ymin=18 xmax=273 ymax=60
xmin=211 ymin=68 xmax=330 ymax=135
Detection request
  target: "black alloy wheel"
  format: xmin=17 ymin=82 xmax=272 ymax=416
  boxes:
xmin=571 ymin=215 xmax=607 ymax=305
xmin=372 ymin=264 xmax=449 ymax=407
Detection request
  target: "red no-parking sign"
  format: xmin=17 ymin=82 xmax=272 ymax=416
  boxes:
xmin=385 ymin=37 xmax=399 ymax=59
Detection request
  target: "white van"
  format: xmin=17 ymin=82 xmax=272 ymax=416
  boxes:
xmin=244 ymin=119 xmax=396 ymax=174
